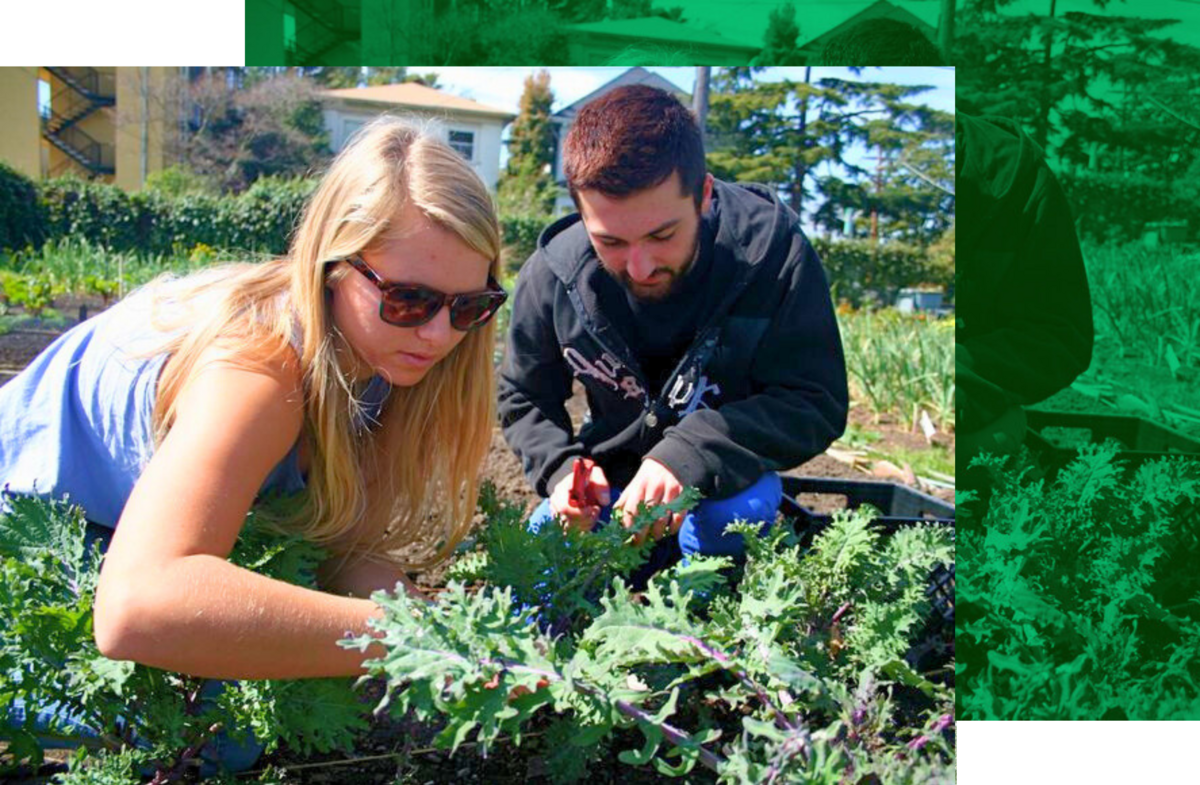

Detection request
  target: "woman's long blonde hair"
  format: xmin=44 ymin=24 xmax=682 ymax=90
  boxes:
xmin=147 ymin=117 xmax=501 ymax=570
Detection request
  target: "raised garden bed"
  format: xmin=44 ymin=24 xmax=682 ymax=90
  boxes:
xmin=780 ymin=476 xmax=955 ymax=530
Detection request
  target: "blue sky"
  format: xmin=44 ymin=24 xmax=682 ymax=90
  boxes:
xmin=429 ymin=67 xmax=955 ymax=233
xmin=428 ymin=66 xmax=956 ymax=118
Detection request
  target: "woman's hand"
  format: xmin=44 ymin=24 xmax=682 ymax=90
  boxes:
xmin=319 ymin=554 xmax=431 ymax=603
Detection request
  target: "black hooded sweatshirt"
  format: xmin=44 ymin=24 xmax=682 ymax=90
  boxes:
xmin=956 ymin=113 xmax=1094 ymax=431
xmin=498 ymin=178 xmax=849 ymax=499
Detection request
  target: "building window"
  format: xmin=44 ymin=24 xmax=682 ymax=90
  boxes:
xmin=342 ymin=118 xmax=366 ymax=150
xmin=448 ymin=129 xmax=475 ymax=162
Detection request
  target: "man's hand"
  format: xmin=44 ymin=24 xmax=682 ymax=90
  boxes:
xmin=550 ymin=459 xmax=611 ymax=533
xmin=960 ymin=405 xmax=1027 ymax=467
xmin=614 ymin=458 xmax=684 ymax=545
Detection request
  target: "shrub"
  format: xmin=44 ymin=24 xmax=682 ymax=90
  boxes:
xmin=0 ymin=162 xmax=44 ymax=254
xmin=1056 ymin=168 xmax=1198 ymax=245
xmin=143 ymin=165 xmax=216 ymax=198
xmin=811 ymin=237 xmax=942 ymax=307
xmin=500 ymin=214 xmax=548 ymax=275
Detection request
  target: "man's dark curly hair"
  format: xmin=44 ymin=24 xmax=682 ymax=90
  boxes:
xmin=820 ymin=17 xmax=944 ymax=66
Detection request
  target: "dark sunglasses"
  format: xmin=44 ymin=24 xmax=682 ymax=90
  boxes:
xmin=336 ymin=255 xmax=507 ymax=331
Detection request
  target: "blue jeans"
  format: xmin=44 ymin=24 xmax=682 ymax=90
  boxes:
xmin=528 ymin=472 xmax=783 ymax=580
xmin=4 ymin=522 xmax=265 ymax=776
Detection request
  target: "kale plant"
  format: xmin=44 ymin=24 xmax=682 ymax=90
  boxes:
xmin=957 ymin=444 xmax=1200 ymax=720
xmin=0 ymin=492 xmax=369 ymax=783
xmin=346 ymin=486 xmax=956 ymax=783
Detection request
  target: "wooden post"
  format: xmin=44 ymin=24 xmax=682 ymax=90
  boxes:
xmin=692 ymin=67 xmax=710 ymax=143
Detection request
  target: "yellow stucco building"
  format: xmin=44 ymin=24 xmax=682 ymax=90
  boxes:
xmin=0 ymin=67 xmax=175 ymax=191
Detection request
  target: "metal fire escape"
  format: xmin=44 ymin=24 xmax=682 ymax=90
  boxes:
xmin=41 ymin=67 xmax=117 ymax=178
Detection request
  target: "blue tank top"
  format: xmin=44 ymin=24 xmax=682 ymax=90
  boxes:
xmin=0 ymin=283 xmax=391 ymax=528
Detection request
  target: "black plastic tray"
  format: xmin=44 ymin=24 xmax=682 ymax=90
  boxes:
xmin=1025 ymin=409 xmax=1200 ymax=474
xmin=780 ymin=476 xmax=955 ymax=530
xmin=779 ymin=476 xmax=954 ymax=632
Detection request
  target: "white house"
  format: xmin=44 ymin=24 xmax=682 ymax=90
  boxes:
xmin=547 ymin=68 xmax=691 ymax=215
xmin=319 ymin=82 xmax=516 ymax=191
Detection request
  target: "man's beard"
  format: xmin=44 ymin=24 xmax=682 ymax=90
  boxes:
xmin=614 ymin=228 xmax=701 ymax=302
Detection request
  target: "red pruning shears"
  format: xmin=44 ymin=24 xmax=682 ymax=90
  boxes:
xmin=567 ymin=457 xmax=603 ymax=509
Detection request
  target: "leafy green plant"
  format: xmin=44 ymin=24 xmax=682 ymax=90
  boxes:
xmin=82 ymin=275 xmax=120 ymax=307
xmin=2 ymin=272 xmax=56 ymax=317
xmin=347 ymin=486 xmax=956 ymax=782
xmin=957 ymin=445 xmax=1200 ymax=720
xmin=0 ymin=493 xmax=369 ymax=782
xmin=2 ymin=485 xmax=955 ymax=782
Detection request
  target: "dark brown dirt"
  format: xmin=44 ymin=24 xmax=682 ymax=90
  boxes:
xmin=1037 ymin=335 xmax=1200 ymax=442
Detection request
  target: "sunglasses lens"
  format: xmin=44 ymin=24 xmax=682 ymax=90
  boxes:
xmin=450 ymin=293 xmax=503 ymax=331
xmin=380 ymin=286 xmax=442 ymax=326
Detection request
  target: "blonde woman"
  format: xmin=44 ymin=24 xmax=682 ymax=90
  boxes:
xmin=0 ymin=118 xmax=506 ymax=767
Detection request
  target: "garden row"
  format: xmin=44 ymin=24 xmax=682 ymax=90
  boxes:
xmin=958 ymin=445 xmax=1200 ymax=720
xmin=840 ymin=309 xmax=955 ymax=431
xmin=2 ymin=484 xmax=956 ymax=783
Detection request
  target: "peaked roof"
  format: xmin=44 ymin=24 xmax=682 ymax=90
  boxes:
xmin=552 ymin=67 xmax=692 ymax=121
xmin=564 ymin=16 xmax=762 ymax=51
xmin=684 ymin=0 xmax=941 ymax=50
xmin=320 ymin=82 xmax=515 ymax=121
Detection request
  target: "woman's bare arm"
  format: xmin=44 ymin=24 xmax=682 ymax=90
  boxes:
xmin=94 ymin=347 xmax=394 ymax=681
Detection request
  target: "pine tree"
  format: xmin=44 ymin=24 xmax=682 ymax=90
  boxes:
xmin=707 ymin=69 xmax=953 ymax=243
xmin=756 ymin=2 xmax=804 ymax=66
xmin=498 ymin=70 xmax=558 ymax=217
xmin=954 ymin=0 xmax=1198 ymax=174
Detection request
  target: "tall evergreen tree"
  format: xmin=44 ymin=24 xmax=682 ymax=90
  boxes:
xmin=707 ymin=68 xmax=953 ymax=243
xmin=498 ymin=70 xmax=558 ymax=216
xmin=756 ymin=3 xmax=804 ymax=66
xmin=954 ymin=0 xmax=1196 ymax=172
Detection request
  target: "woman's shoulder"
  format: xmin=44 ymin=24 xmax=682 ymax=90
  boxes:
xmin=195 ymin=333 xmax=304 ymax=395
xmin=164 ymin=330 xmax=306 ymax=439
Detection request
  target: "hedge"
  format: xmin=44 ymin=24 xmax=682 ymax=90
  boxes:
xmin=36 ymin=175 xmax=316 ymax=258
xmin=810 ymin=237 xmax=948 ymax=307
xmin=0 ymin=168 xmax=949 ymax=303
xmin=1055 ymin=168 xmax=1198 ymax=245
xmin=0 ymin=162 xmax=45 ymax=254
xmin=2 ymin=169 xmax=552 ymax=269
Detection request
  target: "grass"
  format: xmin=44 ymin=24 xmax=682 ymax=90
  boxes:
xmin=1084 ymin=240 xmax=1200 ymax=373
xmin=838 ymin=309 xmax=955 ymax=430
